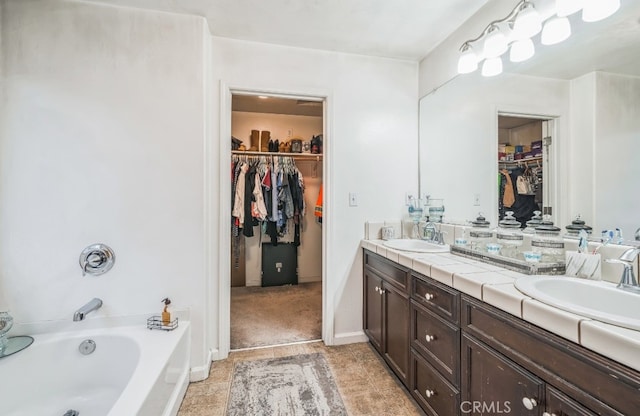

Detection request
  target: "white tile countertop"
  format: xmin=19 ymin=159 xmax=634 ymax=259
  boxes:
xmin=362 ymin=239 xmax=640 ymax=372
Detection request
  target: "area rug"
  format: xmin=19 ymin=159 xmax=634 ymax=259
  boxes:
xmin=226 ymin=353 xmax=347 ymax=416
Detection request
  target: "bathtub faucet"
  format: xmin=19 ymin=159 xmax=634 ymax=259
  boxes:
xmin=73 ymin=298 xmax=103 ymax=321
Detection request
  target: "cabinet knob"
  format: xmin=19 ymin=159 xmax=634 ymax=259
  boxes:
xmin=522 ymin=397 xmax=538 ymax=410
xmin=380 ymin=289 xmax=385 ymax=295
xmin=425 ymin=334 xmax=435 ymax=342
xmin=375 ymin=286 xmax=379 ymax=293
xmin=425 ymin=389 xmax=435 ymax=398
xmin=424 ymin=293 xmax=435 ymax=301
xmin=542 ymin=413 xmax=557 ymax=416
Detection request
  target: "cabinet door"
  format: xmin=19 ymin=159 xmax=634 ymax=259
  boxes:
xmin=545 ymin=386 xmax=597 ymax=416
xmin=462 ymin=334 xmax=544 ymax=416
xmin=383 ymin=281 xmax=410 ymax=386
xmin=363 ymin=270 xmax=383 ymax=353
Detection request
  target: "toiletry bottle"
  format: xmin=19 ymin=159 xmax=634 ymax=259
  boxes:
xmin=161 ymin=298 xmax=171 ymax=326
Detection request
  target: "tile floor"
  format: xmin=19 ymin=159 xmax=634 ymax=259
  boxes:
xmin=177 ymin=341 xmax=423 ymax=416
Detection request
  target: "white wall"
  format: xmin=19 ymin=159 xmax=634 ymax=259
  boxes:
xmin=231 ymin=111 xmax=323 ymax=286
xmin=0 ymin=0 xmax=211 ymax=370
xmin=212 ymin=37 xmax=419 ymax=345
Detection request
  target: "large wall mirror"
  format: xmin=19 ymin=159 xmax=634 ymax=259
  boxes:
xmin=419 ymin=1 xmax=640 ymax=240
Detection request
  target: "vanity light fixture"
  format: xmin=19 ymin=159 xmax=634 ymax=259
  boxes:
xmin=509 ymin=38 xmax=535 ymax=62
xmin=482 ymin=57 xmax=503 ymax=77
xmin=582 ymin=0 xmax=620 ymax=22
xmin=541 ymin=15 xmax=571 ymax=45
xmin=456 ymin=0 xmax=620 ymax=77
xmin=512 ymin=1 xmax=543 ymax=39
xmin=457 ymin=43 xmax=478 ymax=74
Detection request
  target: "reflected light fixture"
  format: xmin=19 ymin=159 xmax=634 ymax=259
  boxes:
xmin=457 ymin=43 xmax=478 ymax=74
xmin=512 ymin=1 xmax=542 ymax=39
xmin=582 ymin=0 xmax=620 ymax=22
xmin=556 ymin=0 xmax=584 ymax=17
xmin=541 ymin=16 xmax=571 ymax=45
xmin=455 ymin=0 xmax=619 ymax=76
xmin=510 ymin=38 xmax=535 ymax=62
xmin=482 ymin=57 xmax=503 ymax=77
xmin=483 ymin=25 xmax=508 ymax=58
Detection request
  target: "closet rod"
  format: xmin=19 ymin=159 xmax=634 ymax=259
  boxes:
xmin=232 ymin=150 xmax=322 ymax=161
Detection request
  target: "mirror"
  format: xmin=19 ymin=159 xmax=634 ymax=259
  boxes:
xmin=419 ymin=1 xmax=640 ymax=239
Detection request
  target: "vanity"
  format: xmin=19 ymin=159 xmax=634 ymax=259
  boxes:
xmin=362 ymin=241 xmax=640 ymax=416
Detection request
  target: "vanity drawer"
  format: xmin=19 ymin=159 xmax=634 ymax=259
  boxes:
xmin=412 ymin=273 xmax=459 ymax=324
xmin=364 ymin=250 xmax=409 ymax=292
xmin=410 ymin=349 xmax=460 ymax=416
xmin=411 ymin=300 xmax=460 ymax=387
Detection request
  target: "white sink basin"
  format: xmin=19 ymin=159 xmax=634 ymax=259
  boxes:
xmin=515 ymin=276 xmax=640 ymax=331
xmin=382 ymin=239 xmax=449 ymax=253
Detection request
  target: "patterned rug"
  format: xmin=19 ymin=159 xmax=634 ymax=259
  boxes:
xmin=226 ymin=353 xmax=347 ymax=416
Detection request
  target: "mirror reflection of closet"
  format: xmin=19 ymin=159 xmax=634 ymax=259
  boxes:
xmin=497 ymin=115 xmax=553 ymax=226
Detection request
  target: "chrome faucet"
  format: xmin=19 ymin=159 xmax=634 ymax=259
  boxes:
xmin=605 ymin=247 xmax=640 ymax=294
xmin=73 ymin=298 xmax=103 ymax=321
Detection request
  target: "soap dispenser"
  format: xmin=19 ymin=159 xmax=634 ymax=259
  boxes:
xmin=161 ymin=298 xmax=172 ymax=326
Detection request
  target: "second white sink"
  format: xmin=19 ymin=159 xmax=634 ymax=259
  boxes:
xmin=515 ymin=276 xmax=640 ymax=331
xmin=383 ymin=239 xmax=449 ymax=253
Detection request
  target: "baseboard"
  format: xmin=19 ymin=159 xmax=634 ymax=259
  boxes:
xmin=189 ymin=348 xmax=214 ymax=382
xmin=331 ymin=330 xmax=368 ymax=345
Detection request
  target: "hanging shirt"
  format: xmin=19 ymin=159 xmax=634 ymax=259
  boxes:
xmin=232 ymin=163 xmax=248 ymax=224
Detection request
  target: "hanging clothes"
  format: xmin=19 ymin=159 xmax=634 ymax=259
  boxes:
xmin=314 ymin=185 xmax=323 ymax=223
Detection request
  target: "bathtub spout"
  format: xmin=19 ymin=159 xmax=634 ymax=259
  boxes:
xmin=73 ymin=298 xmax=103 ymax=321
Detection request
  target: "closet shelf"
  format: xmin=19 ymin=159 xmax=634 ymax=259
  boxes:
xmin=232 ymin=150 xmax=322 ymax=161
xmin=498 ymin=155 xmax=542 ymax=165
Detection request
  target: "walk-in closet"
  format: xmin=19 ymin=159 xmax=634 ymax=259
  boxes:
xmin=229 ymin=94 xmax=324 ymax=349
xmin=497 ymin=115 xmax=553 ymax=225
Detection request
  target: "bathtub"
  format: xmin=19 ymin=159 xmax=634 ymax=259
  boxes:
xmin=0 ymin=322 xmax=190 ymax=416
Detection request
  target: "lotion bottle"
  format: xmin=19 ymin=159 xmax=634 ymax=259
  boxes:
xmin=161 ymin=298 xmax=171 ymax=326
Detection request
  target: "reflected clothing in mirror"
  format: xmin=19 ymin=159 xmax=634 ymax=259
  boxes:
xmin=499 ymin=167 xmax=539 ymax=225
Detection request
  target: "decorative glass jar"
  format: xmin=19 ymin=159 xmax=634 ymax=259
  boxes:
xmin=523 ymin=210 xmax=543 ymax=235
xmin=532 ymin=217 xmax=565 ymax=263
xmin=496 ymin=211 xmax=523 ymax=258
xmin=564 ymin=215 xmax=593 ymax=238
xmin=0 ymin=311 xmax=14 ymax=354
xmin=468 ymin=213 xmax=493 ymax=252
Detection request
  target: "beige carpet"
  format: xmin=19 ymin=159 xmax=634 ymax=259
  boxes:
xmin=230 ymin=282 xmax=322 ymax=349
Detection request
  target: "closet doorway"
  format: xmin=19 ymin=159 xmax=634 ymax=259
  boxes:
xmin=229 ymin=93 xmax=324 ymax=350
xmin=497 ymin=114 xmax=555 ymax=225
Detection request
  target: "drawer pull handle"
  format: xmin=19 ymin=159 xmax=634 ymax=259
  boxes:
xmin=522 ymin=397 xmax=537 ymax=410
xmin=424 ymin=293 xmax=435 ymax=301
xmin=425 ymin=334 xmax=435 ymax=342
xmin=425 ymin=389 xmax=435 ymax=398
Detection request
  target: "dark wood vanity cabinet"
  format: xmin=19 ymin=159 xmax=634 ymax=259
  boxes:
xmin=409 ymin=272 xmax=461 ymax=415
xmin=363 ymin=250 xmax=410 ymax=387
xmin=363 ymin=250 xmax=640 ymax=416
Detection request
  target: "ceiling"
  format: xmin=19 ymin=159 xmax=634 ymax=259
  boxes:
xmin=85 ymin=0 xmax=488 ymax=60
xmin=84 ymin=0 xmax=640 ymax=77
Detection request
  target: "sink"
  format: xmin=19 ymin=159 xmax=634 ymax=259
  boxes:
xmin=382 ymin=239 xmax=449 ymax=253
xmin=514 ymin=276 xmax=640 ymax=331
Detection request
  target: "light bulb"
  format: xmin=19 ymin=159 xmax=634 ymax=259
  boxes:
xmin=556 ymin=0 xmax=584 ymax=17
xmin=510 ymin=38 xmax=535 ymax=62
xmin=541 ymin=16 xmax=572 ymax=45
xmin=582 ymin=0 xmax=620 ymax=22
xmin=513 ymin=2 xmax=543 ymax=39
xmin=483 ymin=26 xmax=508 ymax=58
xmin=482 ymin=57 xmax=503 ymax=77
xmin=457 ymin=45 xmax=478 ymax=74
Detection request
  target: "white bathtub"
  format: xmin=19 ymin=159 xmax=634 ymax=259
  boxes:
xmin=0 ymin=322 xmax=190 ymax=416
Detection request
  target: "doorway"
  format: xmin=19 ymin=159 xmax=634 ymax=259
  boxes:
xmin=497 ymin=114 xmax=554 ymax=226
xmin=228 ymin=93 xmax=325 ymax=350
